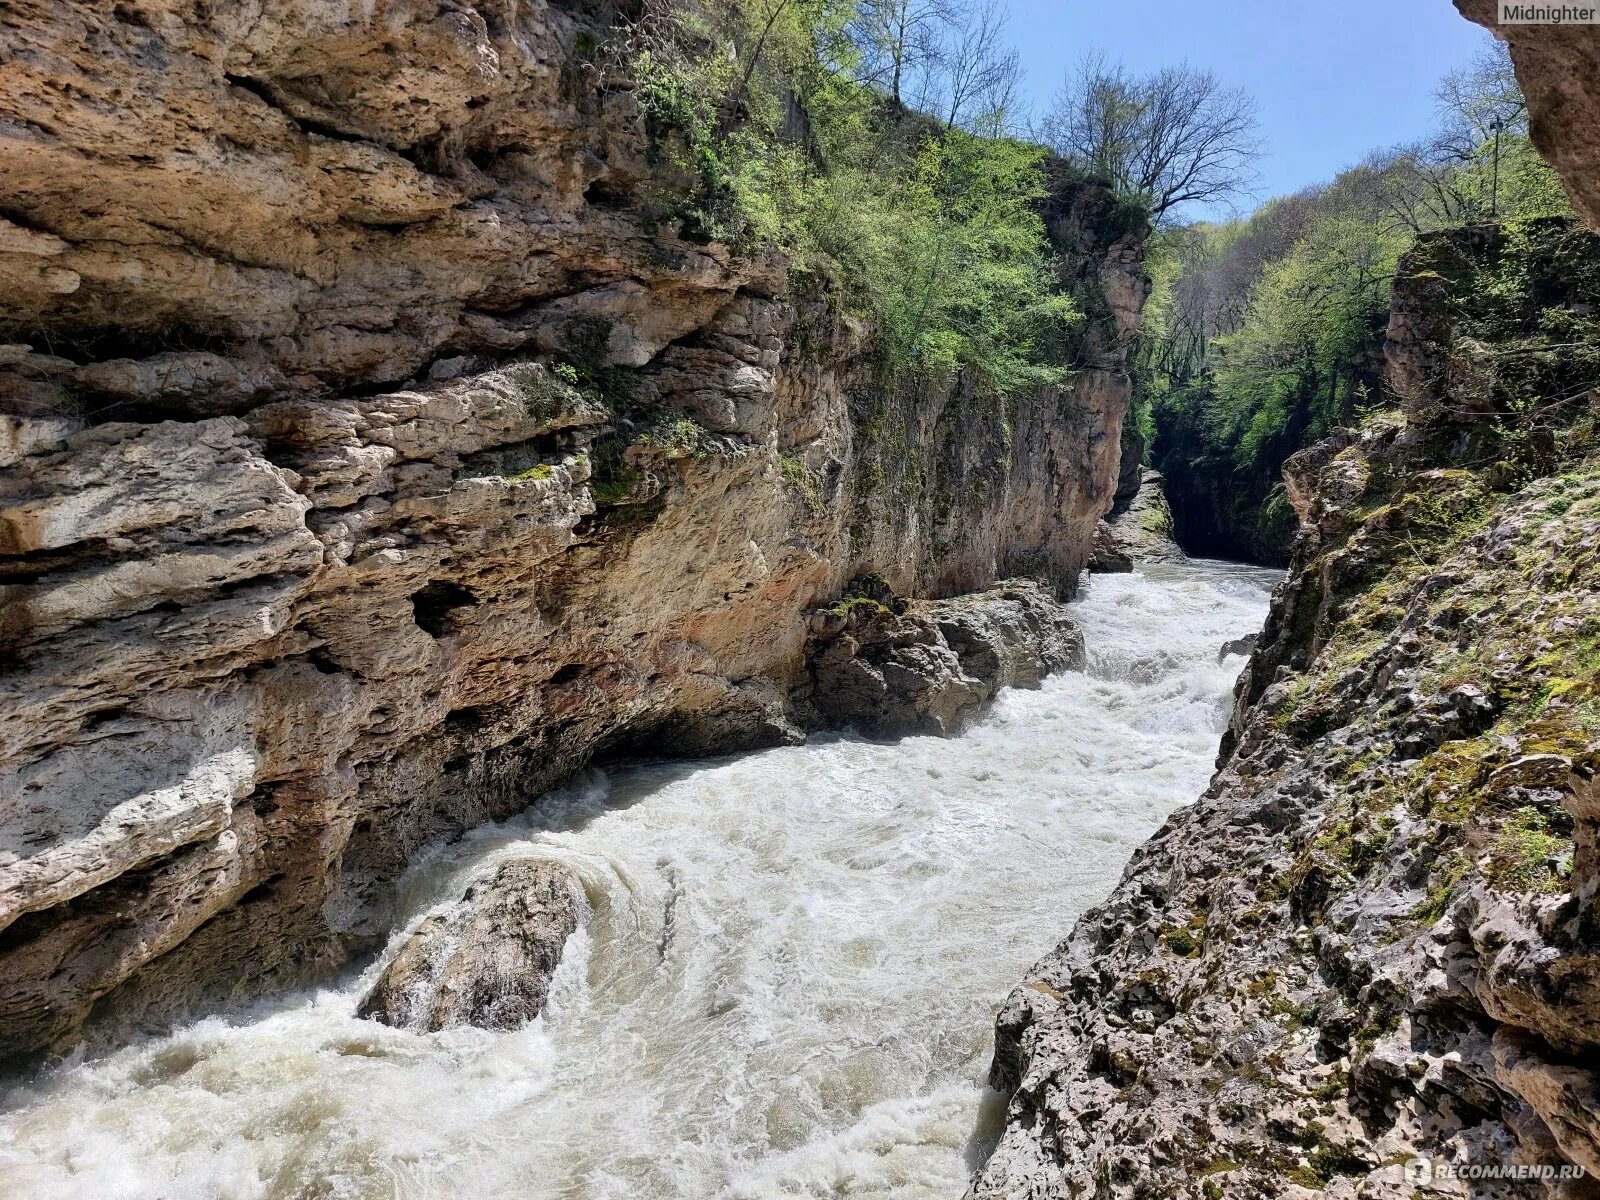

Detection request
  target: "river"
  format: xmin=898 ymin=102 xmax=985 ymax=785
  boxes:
xmin=0 ymin=561 xmax=1278 ymax=1200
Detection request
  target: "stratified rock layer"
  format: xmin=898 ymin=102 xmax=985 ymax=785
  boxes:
xmin=0 ymin=3 xmax=1146 ymax=1060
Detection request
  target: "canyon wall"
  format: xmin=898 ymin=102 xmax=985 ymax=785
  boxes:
xmin=0 ymin=1 xmax=1147 ymax=1063
xmin=976 ymin=16 xmax=1600 ymax=1199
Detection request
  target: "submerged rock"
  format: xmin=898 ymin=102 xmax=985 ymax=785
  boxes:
xmin=359 ymin=859 xmax=582 ymax=1033
xmin=806 ymin=579 xmax=1084 ymax=738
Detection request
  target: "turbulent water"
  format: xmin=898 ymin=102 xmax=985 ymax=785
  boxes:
xmin=0 ymin=562 xmax=1277 ymax=1200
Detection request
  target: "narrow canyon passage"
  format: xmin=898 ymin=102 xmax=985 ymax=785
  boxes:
xmin=0 ymin=562 xmax=1276 ymax=1200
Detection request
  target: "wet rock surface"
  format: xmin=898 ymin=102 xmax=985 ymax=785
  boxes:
xmin=358 ymin=859 xmax=583 ymax=1033
xmin=806 ymin=580 xmax=1085 ymax=738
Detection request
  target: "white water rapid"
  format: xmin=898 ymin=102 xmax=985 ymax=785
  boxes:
xmin=0 ymin=561 xmax=1278 ymax=1200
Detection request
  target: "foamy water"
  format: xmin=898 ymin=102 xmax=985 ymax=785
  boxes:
xmin=0 ymin=562 xmax=1277 ymax=1200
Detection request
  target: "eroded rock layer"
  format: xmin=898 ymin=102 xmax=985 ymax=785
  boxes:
xmin=0 ymin=3 xmax=1146 ymax=1061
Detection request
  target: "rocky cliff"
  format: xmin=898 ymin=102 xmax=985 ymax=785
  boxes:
xmin=975 ymin=26 xmax=1600 ymax=1196
xmin=1090 ymin=469 xmax=1186 ymax=573
xmin=1458 ymin=0 xmax=1600 ymax=233
xmin=0 ymin=2 xmax=1146 ymax=1062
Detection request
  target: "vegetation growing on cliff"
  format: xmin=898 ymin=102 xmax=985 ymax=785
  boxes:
xmin=623 ymin=0 xmax=1080 ymax=396
xmin=1139 ymin=41 xmax=1573 ymax=563
xmin=1254 ymin=218 xmax=1600 ymax=931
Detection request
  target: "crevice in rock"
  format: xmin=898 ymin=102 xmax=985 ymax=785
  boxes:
xmin=222 ymin=74 xmax=376 ymax=148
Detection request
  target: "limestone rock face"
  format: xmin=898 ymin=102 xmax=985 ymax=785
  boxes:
xmin=0 ymin=0 xmax=744 ymax=410
xmin=0 ymin=3 xmax=1146 ymax=1060
xmin=1090 ymin=468 xmax=1185 ymax=572
xmin=358 ymin=859 xmax=582 ymax=1033
xmin=806 ymin=580 xmax=1085 ymax=739
xmin=1457 ymin=2 xmax=1600 ymax=233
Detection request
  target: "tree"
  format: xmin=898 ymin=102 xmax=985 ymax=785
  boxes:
xmin=850 ymin=0 xmax=951 ymax=107
xmin=1040 ymin=55 xmax=1260 ymax=224
xmin=1433 ymin=41 xmax=1527 ymax=164
xmin=930 ymin=0 xmax=1022 ymax=134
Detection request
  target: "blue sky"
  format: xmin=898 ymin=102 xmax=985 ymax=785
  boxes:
xmin=1009 ymin=0 xmax=1493 ymax=216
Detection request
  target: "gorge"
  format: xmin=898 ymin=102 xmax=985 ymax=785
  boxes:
xmin=0 ymin=563 xmax=1276 ymax=1198
xmin=3 ymin=1 xmax=1600 ymax=1198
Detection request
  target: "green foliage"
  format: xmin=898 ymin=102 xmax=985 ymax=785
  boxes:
xmin=626 ymin=0 xmax=1078 ymax=395
xmin=1404 ymin=217 xmax=1600 ymax=476
xmin=1488 ymin=805 xmax=1571 ymax=894
xmin=779 ymin=451 xmax=826 ymax=514
xmin=591 ymin=472 xmax=641 ymax=507
xmin=825 ymin=593 xmax=892 ymax=619
xmin=1141 ymin=173 xmax=1408 ymax=562
xmin=1139 ymin=43 xmax=1577 ymax=563
xmin=846 ymin=133 xmax=1082 ymax=392
xmin=638 ymin=415 xmax=712 ymax=458
xmin=1451 ymin=131 xmax=1572 ymax=224
xmin=1164 ymin=924 xmax=1202 ymax=958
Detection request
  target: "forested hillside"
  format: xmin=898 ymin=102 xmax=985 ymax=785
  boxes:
xmin=1139 ymin=43 xmax=1572 ymax=562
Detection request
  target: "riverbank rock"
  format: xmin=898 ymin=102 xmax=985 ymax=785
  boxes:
xmin=806 ymin=580 xmax=1085 ymax=738
xmin=1216 ymin=633 xmax=1258 ymax=664
xmin=975 ymin=220 xmax=1600 ymax=1198
xmin=1087 ymin=520 xmax=1134 ymax=573
xmin=358 ymin=859 xmax=582 ymax=1033
xmin=1089 ymin=469 xmax=1186 ymax=571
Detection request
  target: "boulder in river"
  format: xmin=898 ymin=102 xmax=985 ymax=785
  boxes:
xmin=1216 ymin=634 xmax=1258 ymax=664
xmin=1089 ymin=469 xmax=1187 ymax=571
xmin=359 ymin=859 xmax=583 ymax=1033
xmin=1087 ymin=520 xmax=1135 ymax=574
xmin=806 ymin=579 xmax=1084 ymax=738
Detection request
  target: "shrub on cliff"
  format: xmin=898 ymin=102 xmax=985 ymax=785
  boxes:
xmin=622 ymin=0 xmax=1081 ymax=396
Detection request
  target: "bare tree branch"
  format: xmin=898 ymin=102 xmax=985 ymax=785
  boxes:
xmin=1041 ymin=55 xmax=1261 ymax=224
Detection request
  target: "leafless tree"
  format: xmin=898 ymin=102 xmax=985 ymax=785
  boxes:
xmin=930 ymin=0 xmax=1022 ymax=133
xmin=1359 ymin=144 xmax=1473 ymax=232
xmin=1041 ymin=54 xmax=1261 ymax=224
xmin=851 ymin=0 xmax=952 ymax=107
xmin=1432 ymin=40 xmax=1527 ymax=164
